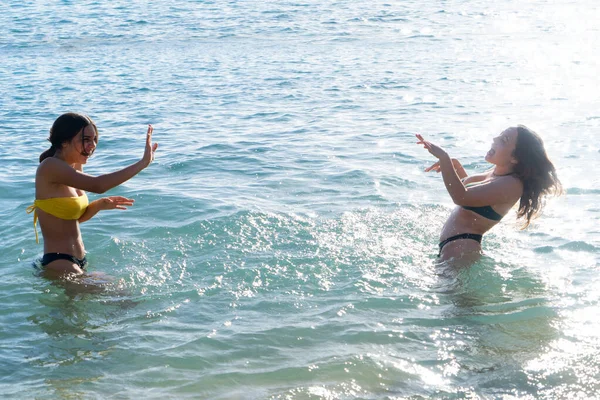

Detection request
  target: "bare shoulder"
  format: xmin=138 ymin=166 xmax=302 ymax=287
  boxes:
xmin=38 ymin=157 xmax=72 ymax=174
xmin=503 ymin=174 xmax=523 ymax=187
xmin=37 ymin=157 xmax=56 ymax=177
xmin=498 ymin=174 xmax=523 ymax=198
xmin=36 ymin=157 xmax=77 ymax=185
xmin=38 ymin=157 xmax=62 ymax=170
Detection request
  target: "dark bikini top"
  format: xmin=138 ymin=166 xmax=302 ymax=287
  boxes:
xmin=461 ymin=205 xmax=503 ymax=221
xmin=461 ymin=178 xmax=508 ymax=221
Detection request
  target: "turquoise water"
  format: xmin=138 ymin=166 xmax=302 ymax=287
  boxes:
xmin=1 ymin=0 xmax=599 ymax=398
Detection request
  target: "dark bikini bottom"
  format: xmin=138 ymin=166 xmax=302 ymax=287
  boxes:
xmin=438 ymin=233 xmax=483 ymax=257
xmin=40 ymin=253 xmax=88 ymax=269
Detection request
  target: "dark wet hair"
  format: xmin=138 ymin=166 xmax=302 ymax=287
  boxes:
xmin=513 ymin=125 xmax=563 ymax=228
xmin=39 ymin=113 xmax=98 ymax=163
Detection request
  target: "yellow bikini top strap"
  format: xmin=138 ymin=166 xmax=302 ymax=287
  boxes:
xmin=26 ymin=204 xmax=40 ymax=244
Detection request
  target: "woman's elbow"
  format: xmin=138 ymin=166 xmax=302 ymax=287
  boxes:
xmin=88 ymin=187 xmax=106 ymax=194
xmin=88 ymin=180 xmax=108 ymax=194
xmin=451 ymin=195 xmax=469 ymax=206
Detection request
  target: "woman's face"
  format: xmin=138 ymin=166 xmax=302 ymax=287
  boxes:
xmin=66 ymin=125 xmax=98 ymax=164
xmin=485 ymin=127 xmax=518 ymax=167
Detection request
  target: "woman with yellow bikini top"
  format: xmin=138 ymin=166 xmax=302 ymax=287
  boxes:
xmin=416 ymin=126 xmax=562 ymax=264
xmin=27 ymin=112 xmax=158 ymax=277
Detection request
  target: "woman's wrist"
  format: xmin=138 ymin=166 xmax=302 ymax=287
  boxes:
xmin=137 ymin=158 xmax=149 ymax=171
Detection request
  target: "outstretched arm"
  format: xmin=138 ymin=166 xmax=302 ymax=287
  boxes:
xmin=39 ymin=125 xmax=158 ymax=194
xmin=79 ymin=196 xmax=135 ymax=223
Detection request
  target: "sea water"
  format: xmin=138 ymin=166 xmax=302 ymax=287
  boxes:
xmin=1 ymin=0 xmax=599 ymax=398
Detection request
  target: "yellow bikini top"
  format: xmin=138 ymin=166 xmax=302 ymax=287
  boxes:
xmin=26 ymin=193 xmax=89 ymax=244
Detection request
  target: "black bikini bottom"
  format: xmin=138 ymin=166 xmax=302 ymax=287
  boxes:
xmin=40 ymin=253 xmax=88 ymax=269
xmin=438 ymin=233 xmax=482 ymax=257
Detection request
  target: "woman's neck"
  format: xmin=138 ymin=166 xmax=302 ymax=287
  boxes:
xmin=492 ymin=166 xmax=514 ymax=177
xmin=53 ymin=150 xmax=76 ymax=167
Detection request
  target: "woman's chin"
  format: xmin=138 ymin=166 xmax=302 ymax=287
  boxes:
xmin=485 ymin=148 xmax=496 ymax=162
xmin=484 ymin=155 xmax=497 ymax=165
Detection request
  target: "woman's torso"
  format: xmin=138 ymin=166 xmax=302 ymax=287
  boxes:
xmin=35 ymin=161 xmax=86 ymax=258
xmin=439 ymin=171 xmax=521 ymax=242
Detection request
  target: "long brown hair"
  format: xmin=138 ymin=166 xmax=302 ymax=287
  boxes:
xmin=39 ymin=113 xmax=98 ymax=162
xmin=513 ymin=125 xmax=562 ymax=228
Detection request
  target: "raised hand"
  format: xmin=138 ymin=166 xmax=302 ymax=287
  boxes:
xmin=416 ymin=134 xmax=448 ymax=160
xmin=142 ymin=125 xmax=158 ymax=167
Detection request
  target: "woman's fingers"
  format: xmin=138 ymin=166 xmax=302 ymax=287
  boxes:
xmin=416 ymin=134 xmax=434 ymax=149
xmin=146 ymin=125 xmax=154 ymax=148
xmin=106 ymin=196 xmax=134 ymax=208
xmin=141 ymin=125 xmax=157 ymax=166
xmin=416 ymin=133 xmax=445 ymax=161
xmin=110 ymin=196 xmax=134 ymax=203
xmin=416 ymin=134 xmax=435 ymax=148
xmin=101 ymin=196 xmax=134 ymax=211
